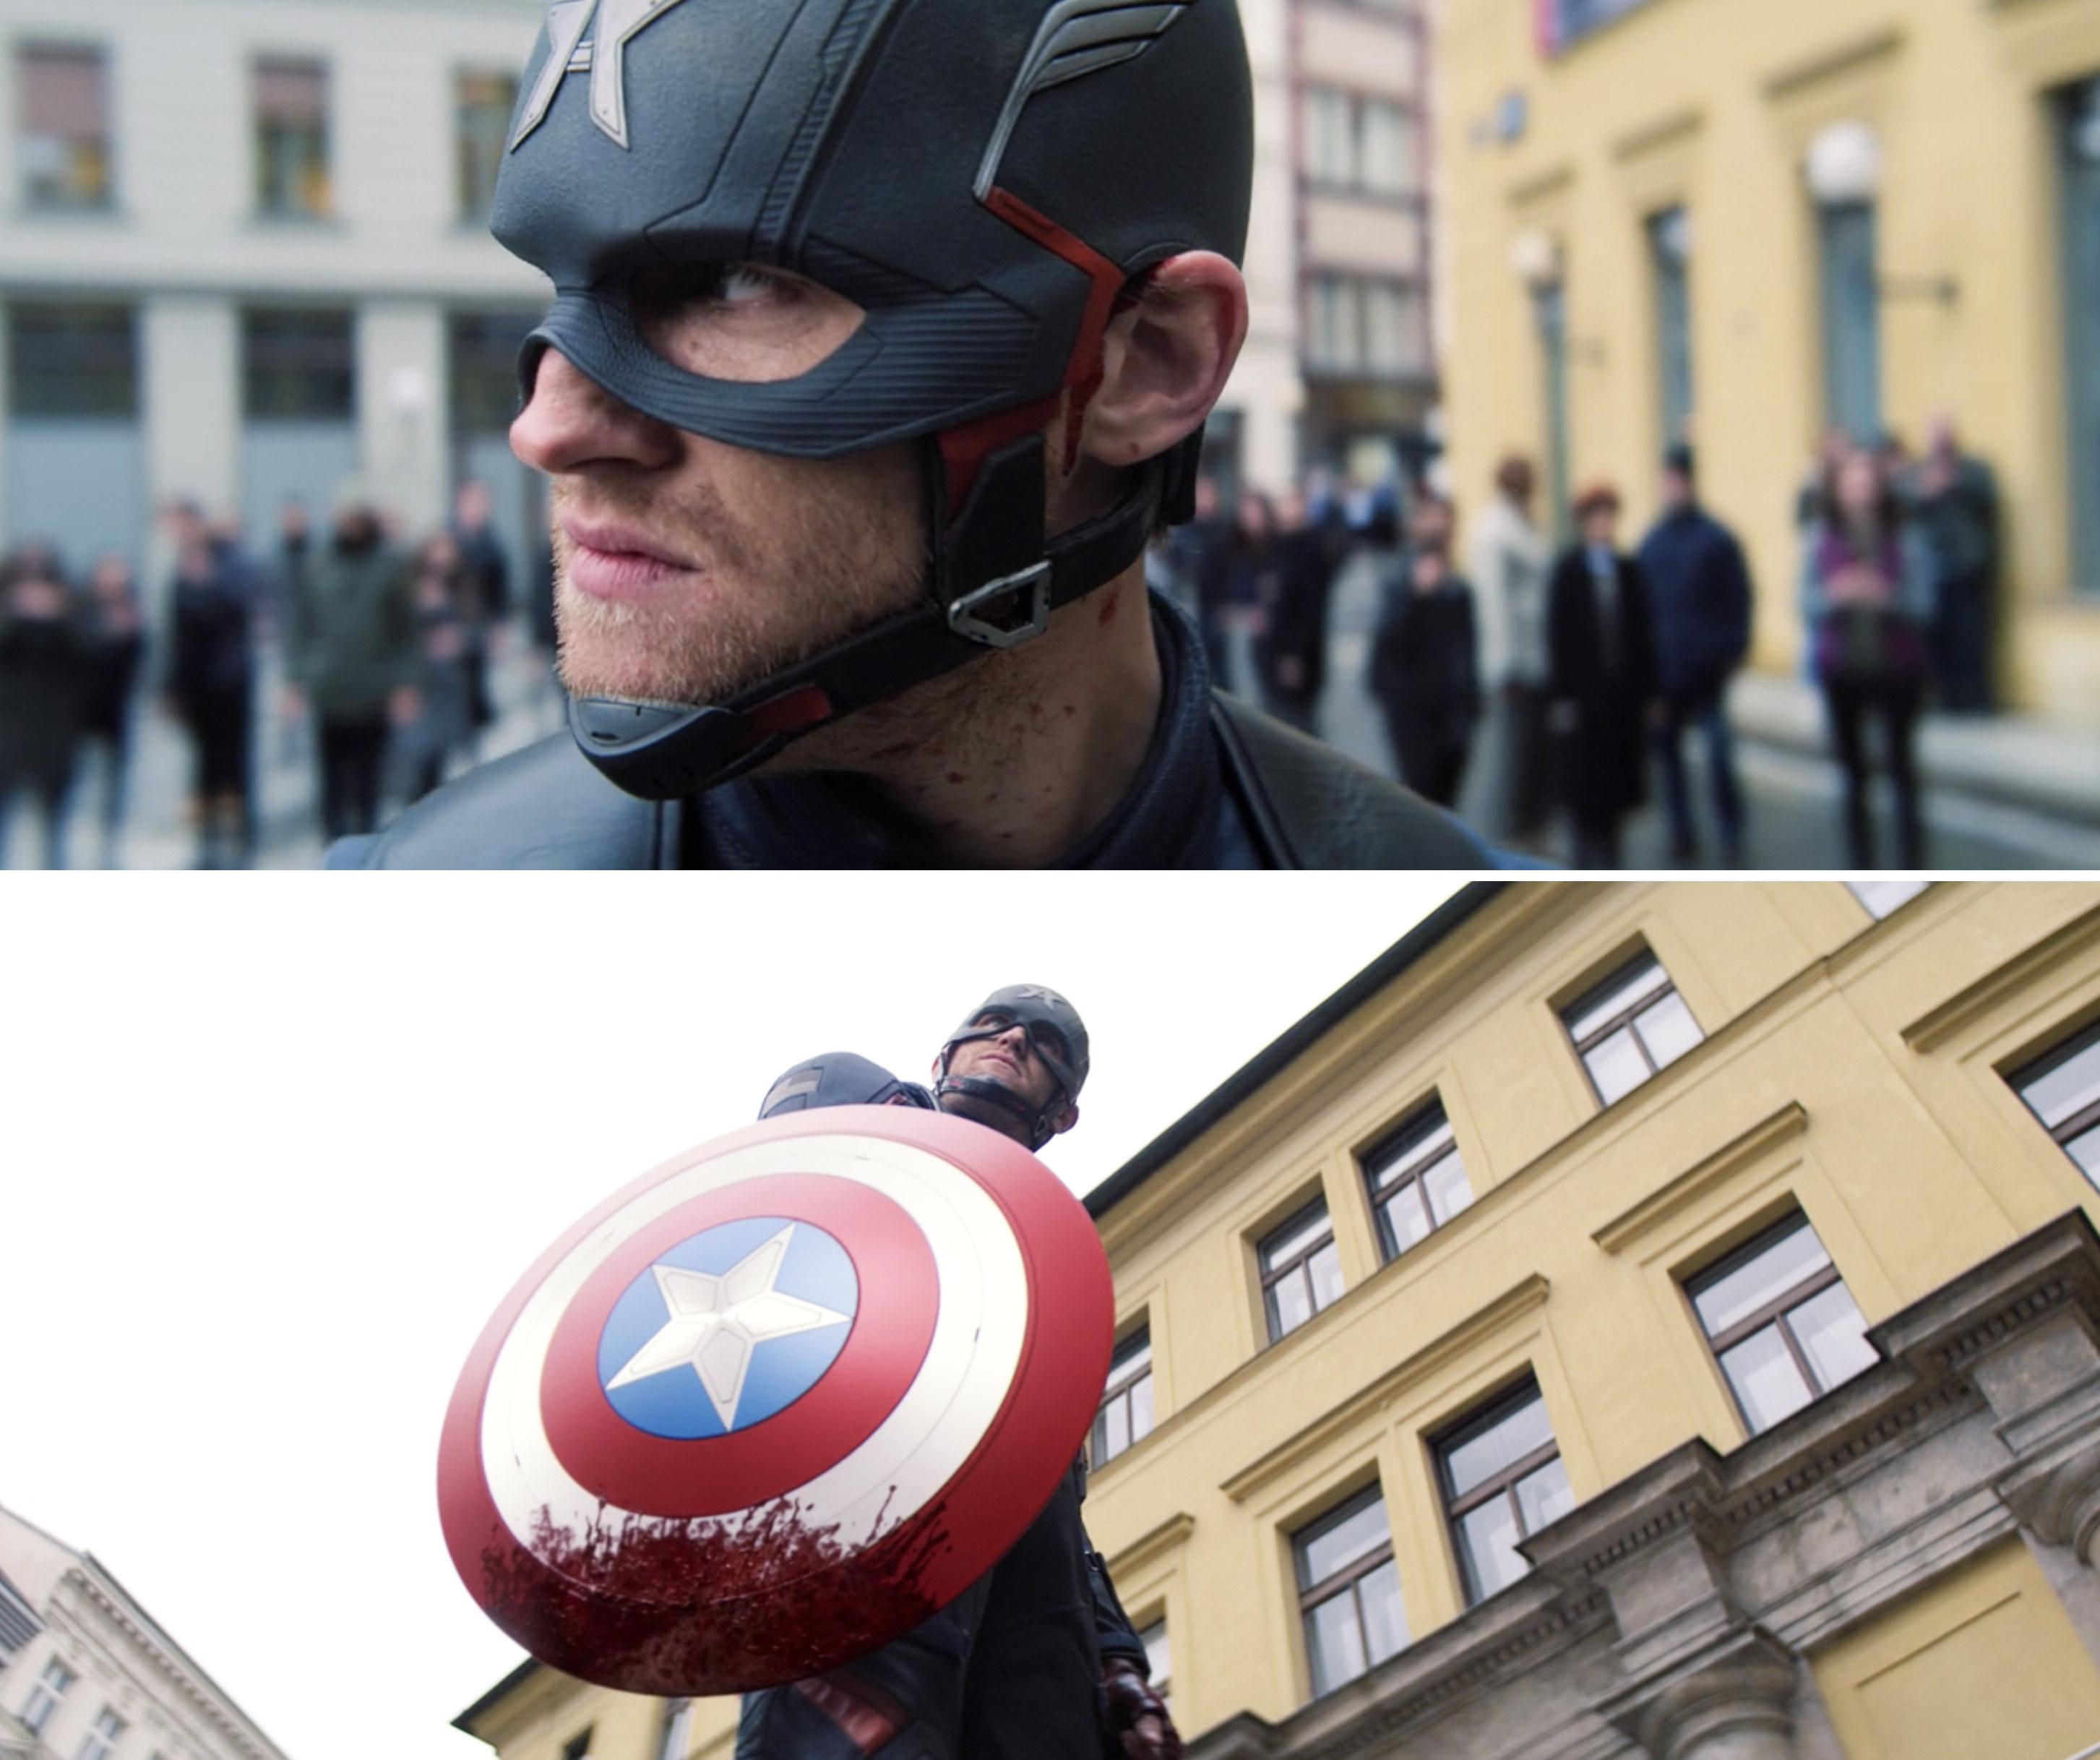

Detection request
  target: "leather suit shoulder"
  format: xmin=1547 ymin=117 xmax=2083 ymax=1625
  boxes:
xmin=327 ymin=735 xmax=672 ymax=869
xmin=1210 ymin=691 xmax=1492 ymax=870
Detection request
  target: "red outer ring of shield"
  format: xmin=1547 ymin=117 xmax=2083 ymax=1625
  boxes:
xmin=538 ymin=1172 xmax=937 ymax=1516
xmin=436 ymin=1106 xmax=1114 ymax=1696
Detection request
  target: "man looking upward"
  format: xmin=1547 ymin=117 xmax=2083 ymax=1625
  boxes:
xmin=745 ymin=986 xmax=1177 ymax=1760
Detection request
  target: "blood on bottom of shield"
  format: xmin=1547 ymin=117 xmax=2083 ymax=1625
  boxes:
xmin=477 ymin=1494 xmax=954 ymax=1692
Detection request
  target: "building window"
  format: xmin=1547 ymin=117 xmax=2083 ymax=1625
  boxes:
xmin=1302 ymin=87 xmax=1417 ymax=199
xmin=2013 ymin=1023 xmax=2100 ymax=1187
xmin=1091 ymin=1327 xmax=1154 ymax=1466
xmin=2060 ymin=76 xmax=2100 ymax=597
xmin=1561 ymin=952 xmax=1703 ymax=1107
xmin=1845 ymin=879 xmax=1929 ymax=919
xmin=1435 ymin=1380 xmax=1573 ymax=1605
xmin=1533 ymin=280 xmax=1572 ymax=544
xmin=254 ymin=57 xmax=331 ymax=218
xmin=17 ymin=44 xmax=111 ymax=211
xmin=1648 ymin=206 xmax=1693 ymax=446
xmin=1294 ymin=1488 xmax=1408 ymax=1696
xmin=76 ymin=1707 xmax=124 ymax=1760
xmin=457 ymin=71 xmax=517 ymax=223
xmin=1362 ymin=1101 xmax=1472 ymax=1260
xmin=20 ymin=1660 xmax=74 ymax=1735
xmin=1304 ymin=275 xmax=1425 ymax=377
xmin=7 ymin=304 xmax=137 ymax=418
xmin=242 ymin=309 xmax=355 ymax=420
xmin=656 ymin=1701 xmax=689 ymax=1760
xmin=1137 ymin=1619 xmax=1171 ymax=1707
xmin=1259 ymin=1199 xmax=1344 ymax=1343
xmin=1816 ymin=199 xmax=1880 ymax=444
xmin=1686 ymin=1214 xmax=1877 ymax=1435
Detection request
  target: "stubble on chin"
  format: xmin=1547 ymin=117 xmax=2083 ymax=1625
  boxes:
xmin=552 ymin=442 xmax=926 ymax=707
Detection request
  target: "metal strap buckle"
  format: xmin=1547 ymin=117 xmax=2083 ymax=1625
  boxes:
xmin=945 ymin=562 xmax=1053 ymax=649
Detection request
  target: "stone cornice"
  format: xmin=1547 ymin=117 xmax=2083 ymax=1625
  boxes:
xmin=1218 ymin=1276 xmax=1550 ymax=1506
xmin=1898 ymin=899 xmax=2100 ymax=1052
xmin=1610 ymin=107 xmax=1703 ymax=163
xmin=1591 ymin=1104 xmax=1809 ymax=1255
xmin=1760 ymin=25 xmax=1905 ymax=103
xmin=60 ymin=1567 xmax=283 ymax=1760
xmin=1106 ymin=1512 xmax=1196 ymax=1582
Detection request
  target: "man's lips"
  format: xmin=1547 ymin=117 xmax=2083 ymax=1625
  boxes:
xmin=561 ymin=518 xmax=697 ymax=603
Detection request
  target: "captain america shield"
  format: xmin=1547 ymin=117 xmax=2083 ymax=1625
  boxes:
xmin=437 ymin=1105 xmax=1114 ymax=1694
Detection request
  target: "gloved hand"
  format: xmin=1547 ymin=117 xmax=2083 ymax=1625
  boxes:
xmin=1099 ymin=1656 xmax=1181 ymax=1760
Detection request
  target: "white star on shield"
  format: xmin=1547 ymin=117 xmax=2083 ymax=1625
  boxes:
xmin=604 ymin=1224 xmax=851 ymax=1432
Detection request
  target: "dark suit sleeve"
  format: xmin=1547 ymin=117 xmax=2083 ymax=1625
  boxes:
xmin=1623 ymin=557 xmax=1660 ymax=701
xmin=1721 ymin=535 xmax=1754 ymax=667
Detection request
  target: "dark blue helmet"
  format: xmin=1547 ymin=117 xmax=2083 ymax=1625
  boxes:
xmin=491 ymin=0 xmax=1254 ymax=799
xmin=934 ymin=984 xmax=1088 ymax=1149
xmin=758 ymin=1051 xmax=937 ymax=1117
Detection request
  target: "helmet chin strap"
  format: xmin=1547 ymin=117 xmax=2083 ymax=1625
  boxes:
xmin=934 ymin=1074 xmax=1057 ymax=1151
xmin=567 ymin=429 xmax=1196 ymax=802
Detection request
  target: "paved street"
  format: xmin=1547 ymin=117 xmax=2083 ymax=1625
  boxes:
xmin=4 ymin=635 xmax=567 ymax=871
xmin=1301 ymin=551 xmax=2100 ymax=872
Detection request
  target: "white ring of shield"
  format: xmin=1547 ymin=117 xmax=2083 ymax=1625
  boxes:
xmin=479 ymin=1134 xmax=1030 ymax=1582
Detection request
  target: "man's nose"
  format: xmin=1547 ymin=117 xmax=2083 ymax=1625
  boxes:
xmin=509 ymin=346 xmax=681 ymax=476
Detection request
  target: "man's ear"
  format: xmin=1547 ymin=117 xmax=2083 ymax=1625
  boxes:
xmin=1048 ymin=1101 xmax=1080 ymax=1138
xmin=1082 ymin=252 xmax=1247 ymax=471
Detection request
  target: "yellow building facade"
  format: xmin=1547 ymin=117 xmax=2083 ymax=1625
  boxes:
xmin=1437 ymin=0 xmax=2100 ymax=723
xmin=457 ymin=880 xmax=2100 ymax=1760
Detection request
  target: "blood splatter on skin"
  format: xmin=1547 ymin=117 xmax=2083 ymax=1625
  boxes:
xmin=480 ymin=1495 xmax=951 ymax=1695
xmin=1097 ymin=587 xmax=1120 ymax=626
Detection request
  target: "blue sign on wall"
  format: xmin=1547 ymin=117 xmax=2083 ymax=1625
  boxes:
xmin=1536 ymin=0 xmax=1658 ymax=56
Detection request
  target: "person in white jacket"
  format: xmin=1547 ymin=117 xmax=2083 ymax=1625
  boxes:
xmin=1463 ymin=455 xmax=1552 ymax=846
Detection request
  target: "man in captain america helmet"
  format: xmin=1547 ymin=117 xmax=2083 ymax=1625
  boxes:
xmin=931 ymin=984 xmax=1087 ymax=1151
xmin=330 ymin=0 xmax=1494 ymax=868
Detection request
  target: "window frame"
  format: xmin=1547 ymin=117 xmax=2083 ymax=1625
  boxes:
xmin=1090 ymin=1323 xmax=1154 ymax=1467
xmin=1559 ymin=950 xmax=1702 ymax=1106
xmin=1433 ymin=1379 xmax=1567 ymax=1607
xmin=21 ymin=1659 xmax=74 ymax=1735
xmin=76 ymin=1705 xmax=124 ymax=1760
xmin=1682 ymin=1212 xmax=1871 ymax=1435
xmin=1257 ymin=1197 xmax=1343 ymax=1344
xmin=1361 ymin=1099 xmax=1473 ymax=1263
xmin=2011 ymin=1020 xmax=2100 ymax=1180
xmin=453 ymin=66 xmax=518 ymax=226
xmin=1292 ymin=1485 xmax=1403 ymax=1696
xmin=15 ymin=40 xmax=115 ymax=214
xmin=251 ymin=53 xmax=332 ymax=220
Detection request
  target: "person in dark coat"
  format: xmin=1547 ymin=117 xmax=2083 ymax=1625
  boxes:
xmin=451 ymin=478 xmax=511 ymax=740
xmin=1636 ymin=445 xmax=1753 ymax=865
xmin=1804 ymin=446 xmax=1932 ymax=868
xmin=1253 ymin=488 xmax=1335 ymax=734
xmin=1369 ymin=520 xmax=1480 ymax=807
xmin=283 ymin=497 xmax=423 ymax=841
xmin=1547 ymin=484 xmax=1661 ymax=869
xmin=165 ymin=503 xmax=259 ymax=867
xmin=1908 ymin=416 xmax=2000 ymax=714
xmin=75 ymin=552 xmax=147 ymax=867
xmin=0 ymin=544 xmax=87 ymax=869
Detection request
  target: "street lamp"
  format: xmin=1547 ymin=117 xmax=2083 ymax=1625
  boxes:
xmin=1508 ymin=228 xmax=1562 ymax=290
xmin=1803 ymin=120 xmax=1881 ymax=206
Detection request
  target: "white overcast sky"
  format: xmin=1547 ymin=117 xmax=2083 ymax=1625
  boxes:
xmin=0 ymin=874 xmax=1460 ymax=1760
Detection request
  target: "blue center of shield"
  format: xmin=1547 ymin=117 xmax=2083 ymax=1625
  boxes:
xmin=596 ymin=1216 xmax=857 ymax=1439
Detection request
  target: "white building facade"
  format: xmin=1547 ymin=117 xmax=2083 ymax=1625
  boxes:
xmin=0 ymin=0 xmax=551 ymax=609
xmin=0 ymin=0 xmax=1431 ymax=588
xmin=0 ymin=1506 xmax=290 ymax=1760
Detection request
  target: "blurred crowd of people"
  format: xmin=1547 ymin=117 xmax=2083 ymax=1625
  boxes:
xmin=0 ymin=480 xmax=555 ymax=868
xmin=1151 ymin=414 xmax=2001 ymax=869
